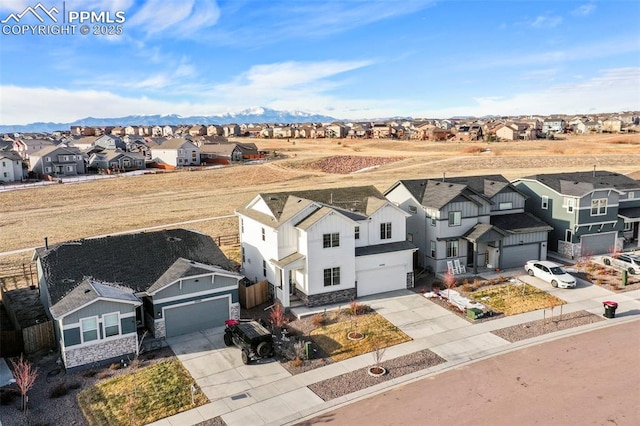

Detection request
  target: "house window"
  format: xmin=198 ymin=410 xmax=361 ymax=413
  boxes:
xmin=179 ymin=149 xmax=184 ymax=155
xmin=323 ymin=267 xmax=341 ymax=286
xmin=408 ymin=205 xmax=417 ymax=214
xmin=446 ymin=240 xmax=459 ymax=258
xmin=565 ymin=230 xmax=573 ymax=242
xmin=430 ymin=241 xmax=436 ymax=258
xmin=430 ymin=216 xmax=436 ymax=226
xmin=566 ymin=198 xmax=575 ymax=213
xmin=66 ymin=165 xmax=73 ymax=172
xmin=261 ymin=227 xmax=265 ymax=241
xmin=81 ymin=317 xmax=98 ymax=342
xmin=591 ymin=199 xmax=607 ymax=216
xmin=45 ymin=156 xmax=51 ymax=162
xmin=354 ymin=226 xmax=360 ymax=240
xmin=323 ymin=233 xmax=340 ymax=248
xmin=499 ymin=202 xmax=513 ymax=210
xmin=628 ymin=192 xmax=635 ymax=200
xmin=103 ymin=313 xmax=120 ymax=337
xmin=380 ymin=222 xmax=392 ymax=239
xmin=448 ymin=211 xmax=461 ymax=227
xmin=241 ymin=247 xmax=245 ymax=263
xmin=624 ymin=222 xmax=632 ymax=231
xmin=45 ymin=167 xmax=51 ymax=173
xmin=192 ymin=151 xmax=197 ymax=159
xmin=1 ymin=161 xmax=4 ymax=167
xmin=240 ymin=219 xmax=244 ymax=233
xmin=262 ymin=260 xmax=267 ymax=277
xmin=407 ymin=233 xmax=413 ymax=242
xmin=541 ymin=196 xmax=549 ymax=210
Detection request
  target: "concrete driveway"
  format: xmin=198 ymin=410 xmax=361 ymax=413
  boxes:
xmin=166 ymin=326 xmax=291 ymax=402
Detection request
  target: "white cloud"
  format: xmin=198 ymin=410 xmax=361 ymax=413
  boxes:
xmin=572 ymin=3 xmax=596 ymax=17
xmin=128 ymin=0 xmax=220 ymax=37
xmin=531 ymin=14 xmax=563 ymax=28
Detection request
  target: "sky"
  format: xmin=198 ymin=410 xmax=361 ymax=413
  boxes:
xmin=0 ymin=0 xmax=639 ymax=125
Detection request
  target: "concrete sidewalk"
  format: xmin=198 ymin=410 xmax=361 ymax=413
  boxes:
xmin=149 ymin=275 xmax=640 ymax=426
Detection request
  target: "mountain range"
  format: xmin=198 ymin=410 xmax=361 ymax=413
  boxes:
xmin=0 ymin=107 xmax=341 ymax=134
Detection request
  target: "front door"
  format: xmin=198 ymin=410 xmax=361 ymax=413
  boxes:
xmin=467 ymin=241 xmax=474 ymax=267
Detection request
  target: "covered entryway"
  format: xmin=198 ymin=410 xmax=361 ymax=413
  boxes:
xmin=580 ymin=232 xmax=617 ymax=256
xmin=357 ymin=265 xmax=406 ymax=297
xmin=501 ymin=244 xmax=540 ymax=269
xmin=164 ymin=296 xmax=230 ymax=338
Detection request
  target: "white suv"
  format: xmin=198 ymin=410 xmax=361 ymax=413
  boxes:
xmin=602 ymin=253 xmax=640 ymax=274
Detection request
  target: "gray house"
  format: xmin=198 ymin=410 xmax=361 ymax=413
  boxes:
xmin=29 ymin=145 xmax=86 ymax=177
xmin=94 ymin=135 xmax=127 ymax=151
xmin=385 ymin=175 xmax=553 ymax=274
xmin=88 ymin=150 xmax=146 ymax=171
xmin=513 ymin=171 xmax=640 ymax=258
xmin=33 ymin=229 xmax=243 ymax=371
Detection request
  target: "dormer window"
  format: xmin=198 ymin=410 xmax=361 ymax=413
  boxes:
xmin=499 ymin=202 xmax=513 ymax=210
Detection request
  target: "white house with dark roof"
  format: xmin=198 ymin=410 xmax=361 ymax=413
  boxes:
xmin=0 ymin=150 xmax=25 ymax=182
xmin=150 ymin=138 xmax=200 ymax=167
xmin=33 ymin=229 xmax=243 ymax=370
xmin=385 ymin=175 xmax=553 ymax=274
xmin=236 ymin=186 xmax=417 ymax=308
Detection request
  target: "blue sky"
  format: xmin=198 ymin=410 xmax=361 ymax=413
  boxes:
xmin=1 ymin=0 xmax=639 ymax=125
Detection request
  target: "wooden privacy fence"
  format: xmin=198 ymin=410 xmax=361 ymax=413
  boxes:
xmin=239 ymin=280 xmax=268 ymax=309
xmin=22 ymin=321 xmax=56 ymax=355
xmin=0 ymin=263 xmax=36 ymax=290
xmin=214 ymin=234 xmax=240 ymax=246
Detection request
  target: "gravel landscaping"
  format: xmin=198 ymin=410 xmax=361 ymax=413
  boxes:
xmin=492 ymin=310 xmax=605 ymax=343
xmin=308 ymin=349 xmax=446 ymax=401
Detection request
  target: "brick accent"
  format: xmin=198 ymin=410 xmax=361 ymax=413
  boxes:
xmin=296 ymin=288 xmax=356 ymax=307
xmin=153 ymin=319 xmax=166 ymax=339
xmin=63 ymin=334 xmax=137 ymax=370
xmin=230 ymin=302 xmax=240 ymax=320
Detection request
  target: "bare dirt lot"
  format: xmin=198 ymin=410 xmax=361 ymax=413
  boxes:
xmin=1 ymin=133 xmax=639 ymax=275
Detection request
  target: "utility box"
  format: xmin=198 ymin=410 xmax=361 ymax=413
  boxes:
xmin=467 ymin=308 xmax=483 ymax=320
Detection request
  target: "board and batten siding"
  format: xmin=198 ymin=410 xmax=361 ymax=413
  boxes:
xmin=153 ymin=274 xmax=239 ymax=300
xmin=503 ymin=231 xmax=548 ymax=246
xmin=61 ymin=300 xmax=136 ymax=326
xmin=490 ymin=190 xmax=526 ymax=213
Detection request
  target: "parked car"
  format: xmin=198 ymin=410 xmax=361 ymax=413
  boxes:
xmin=524 ymin=260 xmax=577 ymax=288
xmin=224 ymin=319 xmax=274 ymax=364
xmin=602 ymin=253 xmax=640 ymax=274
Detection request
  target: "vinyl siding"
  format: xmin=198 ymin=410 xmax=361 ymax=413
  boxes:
xmin=62 ymin=300 xmax=136 ymax=326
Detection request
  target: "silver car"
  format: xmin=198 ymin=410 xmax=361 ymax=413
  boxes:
xmin=524 ymin=260 xmax=577 ymax=288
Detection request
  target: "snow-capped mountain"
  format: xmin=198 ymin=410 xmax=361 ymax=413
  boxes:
xmin=0 ymin=107 xmax=339 ymax=134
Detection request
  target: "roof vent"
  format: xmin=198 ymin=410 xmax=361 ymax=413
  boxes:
xmin=84 ymin=289 xmax=91 ymax=294
xmin=167 ymin=237 xmax=182 ymax=242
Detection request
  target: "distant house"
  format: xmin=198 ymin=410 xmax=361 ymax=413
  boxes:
xmin=33 ymin=229 xmax=243 ymax=371
xmin=67 ymin=136 xmax=97 ymax=151
xmin=237 ymin=186 xmax=417 ymax=307
xmin=13 ymin=138 xmax=56 ymax=160
xmin=513 ymin=171 xmax=640 ymax=257
xmin=201 ymin=142 xmax=264 ymax=164
xmin=150 ymin=138 xmax=200 ymax=167
xmin=29 ymin=145 xmax=86 ymax=177
xmin=542 ymin=118 xmax=566 ymax=135
xmin=207 ymin=124 xmax=223 ymax=136
xmin=0 ymin=150 xmax=25 ymax=182
xmin=189 ymin=125 xmax=206 ymax=136
xmin=222 ymin=124 xmax=241 ymax=138
xmin=88 ymin=150 xmax=146 ymax=171
xmin=110 ymin=127 xmax=125 ymax=136
xmin=151 ymin=126 xmax=164 ymax=137
xmin=602 ymin=118 xmax=623 ymax=133
xmin=94 ymin=135 xmax=127 ymax=151
xmin=385 ymin=174 xmax=552 ymax=274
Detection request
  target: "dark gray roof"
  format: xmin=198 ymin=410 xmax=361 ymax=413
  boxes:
xmin=619 ymin=207 xmax=640 ymax=219
xmin=463 ymin=224 xmax=507 ymax=242
xmin=522 ymin=171 xmax=640 ymax=196
xmin=0 ymin=150 xmax=23 ymax=161
xmin=390 ymin=179 xmax=483 ymax=209
xmin=490 ymin=212 xmax=553 ymax=233
xmin=146 ymin=258 xmax=237 ymax=294
xmin=355 ymin=241 xmax=417 ymax=257
xmin=35 ymin=229 xmax=233 ymax=306
xmin=49 ymin=279 xmax=140 ymax=319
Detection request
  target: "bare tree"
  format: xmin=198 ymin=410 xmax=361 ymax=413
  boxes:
xmin=443 ymin=270 xmax=456 ymax=299
xmin=10 ymin=355 xmax=38 ymax=411
xmin=269 ymin=301 xmax=287 ymax=335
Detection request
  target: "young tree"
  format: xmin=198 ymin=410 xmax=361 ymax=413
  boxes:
xmin=269 ymin=301 xmax=287 ymax=334
xmin=443 ymin=270 xmax=457 ymax=299
xmin=10 ymin=355 xmax=38 ymax=411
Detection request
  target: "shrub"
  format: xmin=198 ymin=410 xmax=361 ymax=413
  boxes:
xmin=346 ymin=301 xmax=372 ymax=315
xmin=129 ymin=358 xmax=142 ymax=369
xmin=312 ymin=313 xmax=326 ymax=327
xmin=96 ymin=372 xmax=111 ymax=380
xmin=461 ymin=282 xmax=473 ymax=293
xmin=82 ymin=369 xmax=96 ymax=378
xmin=67 ymin=381 xmax=81 ymax=390
xmin=462 ymin=145 xmax=484 ymax=154
xmin=291 ymin=357 xmax=303 ymax=368
xmin=49 ymin=383 xmax=69 ymax=398
xmin=109 ymin=363 xmax=121 ymax=371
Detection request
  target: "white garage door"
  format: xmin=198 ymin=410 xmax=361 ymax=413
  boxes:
xmin=581 ymin=232 xmax=617 ymax=256
xmin=357 ymin=266 xmax=406 ymax=297
xmin=502 ymin=244 xmax=540 ymax=269
xmin=164 ymin=297 xmax=229 ymax=338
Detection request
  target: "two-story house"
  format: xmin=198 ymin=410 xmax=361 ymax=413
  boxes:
xmin=236 ymin=186 xmax=417 ymax=308
xmin=94 ymin=135 xmax=127 ymax=151
xmin=33 ymin=229 xmax=242 ymax=371
xmin=150 ymin=138 xmax=200 ymax=167
xmin=513 ymin=171 xmax=640 ymax=258
xmin=542 ymin=118 xmax=566 ymax=135
xmin=385 ymin=175 xmax=552 ymax=274
xmin=0 ymin=150 xmax=25 ymax=182
xmin=29 ymin=145 xmax=86 ymax=177
xmin=88 ymin=150 xmax=146 ymax=171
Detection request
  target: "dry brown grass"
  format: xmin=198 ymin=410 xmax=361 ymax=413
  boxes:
xmin=1 ymin=133 xmax=639 ymax=279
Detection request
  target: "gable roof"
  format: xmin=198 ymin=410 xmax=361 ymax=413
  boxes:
xmin=156 ymin=138 xmax=197 ymax=150
xmin=0 ymin=150 xmax=22 ymax=161
xmin=390 ymin=179 xmax=483 ymax=210
xmin=147 ymin=258 xmax=240 ymax=294
xmin=30 ymin=145 xmax=82 ymax=157
xmin=521 ymin=171 xmax=640 ymax=196
xmin=35 ymin=229 xmax=233 ymax=306
xmin=49 ymin=278 xmax=140 ymax=319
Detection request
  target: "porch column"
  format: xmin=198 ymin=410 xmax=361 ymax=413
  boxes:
xmin=636 ymin=222 xmax=640 ymax=248
xmin=280 ymin=268 xmax=290 ymax=308
xmin=498 ymin=239 xmax=504 ymax=271
xmin=473 ymin=242 xmax=479 ymax=275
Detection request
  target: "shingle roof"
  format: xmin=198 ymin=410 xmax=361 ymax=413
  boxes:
xmin=156 ymin=138 xmax=196 ymax=150
xmin=147 ymin=258 xmax=239 ymax=294
xmin=49 ymin=278 xmax=140 ymax=319
xmin=490 ymin=212 xmax=553 ymax=233
xmin=35 ymin=229 xmax=233 ymax=306
xmin=355 ymin=241 xmax=417 ymax=256
xmin=395 ymin=179 xmax=479 ymax=209
xmin=0 ymin=150 xmax=22 ymax=161
xmin=522 ymin=171 xmax=640 ymax=196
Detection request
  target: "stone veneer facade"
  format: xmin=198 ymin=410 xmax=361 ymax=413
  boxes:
xmin=296 ymin=288 xmax=356 ymax=307
xmin=63 ymin=334 xmax=138 ymax=369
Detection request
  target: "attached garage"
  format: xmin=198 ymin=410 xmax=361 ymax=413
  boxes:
xmin=164 ymin=296 xmax=230 ymax=338
xmin=580 ymin=232 xmax=617 ymax=256
xmin=356 ymin=265 xmax=406 ymax=297
xmin=502 ymin=244 xmax=541 ymax=269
